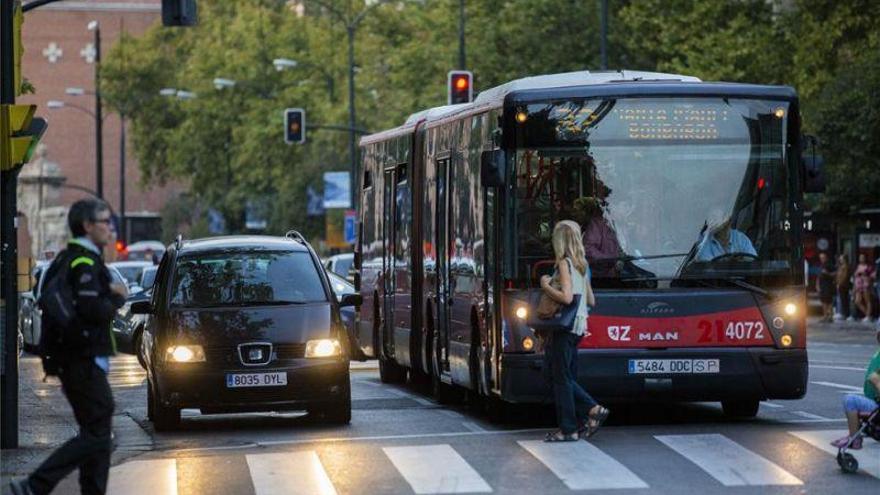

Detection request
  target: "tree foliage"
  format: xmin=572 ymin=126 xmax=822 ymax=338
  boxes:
xmin=101 ymin=0 xmax=880 ymax=239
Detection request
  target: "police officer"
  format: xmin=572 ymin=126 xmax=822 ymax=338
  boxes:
xmin=11 ymin=199 xmax=128 ymax=495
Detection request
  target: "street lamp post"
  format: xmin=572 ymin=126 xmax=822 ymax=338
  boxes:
xmin=304 ymin=0 xmax=390 ymax=207
xmin=89 ymin=20 xmax=103 ymax=198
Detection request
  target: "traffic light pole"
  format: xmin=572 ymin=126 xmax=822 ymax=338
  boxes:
xmin=1 ymin=0 xmax=21 ymax=450
xmin=119 ymin=113 xmax=126 ymax=243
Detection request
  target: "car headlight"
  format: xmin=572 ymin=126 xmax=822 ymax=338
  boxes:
xmin=305 ymin=339 xmax=342 ymax=358
xmin=165 ymin=345 xmax=206 ymax=363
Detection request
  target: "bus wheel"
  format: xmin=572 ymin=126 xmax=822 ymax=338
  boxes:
xmin=379 ymin=353 xmax=407 ymax=384
xmin=722 ymin=399 xmax=760 ymax=418
xmin=432 ymin=372 xmax=463 ymax=405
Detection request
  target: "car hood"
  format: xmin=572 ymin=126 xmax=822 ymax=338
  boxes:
xmin=166 ymin=303 xmax=333 ymax=346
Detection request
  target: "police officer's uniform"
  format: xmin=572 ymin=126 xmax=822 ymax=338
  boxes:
xmin=27 ymin=238 xmax=125 ymax=495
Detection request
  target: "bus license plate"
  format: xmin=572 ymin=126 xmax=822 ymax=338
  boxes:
xmin=226 ymin=372 xmax=287 ymax=388
xmin=628 ymin=359 xmax=719 ymax=374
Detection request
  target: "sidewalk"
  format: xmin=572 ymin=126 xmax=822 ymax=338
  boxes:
xmin=0 ymin=357 xmax=152 ymax=487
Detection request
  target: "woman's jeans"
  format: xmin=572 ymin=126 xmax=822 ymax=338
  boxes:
xmin=546 ymin=332 xmax=598 ymax=435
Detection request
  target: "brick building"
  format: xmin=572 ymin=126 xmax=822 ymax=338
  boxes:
xmin=17 ymin=0 xmax=181 ymax=259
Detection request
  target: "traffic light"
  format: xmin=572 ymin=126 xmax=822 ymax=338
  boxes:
xmin=162 ymin=0 xmax=198 ymax=27
xmin=1 ymin=104 xmax=47 ymax=171
xmin=284 ymin=108 xmax=306 ymax=144
xmin=448 ymin=70 xmax=473 ymax=105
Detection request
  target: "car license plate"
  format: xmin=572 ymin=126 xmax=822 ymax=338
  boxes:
xmin=225 ymin=372 xmax=287 ymax=388
xmin=628 ymin=359 xmax=720 ymax=374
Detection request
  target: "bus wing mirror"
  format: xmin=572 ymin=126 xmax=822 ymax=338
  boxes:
xmin=481 ymin=150 xmax=505 ymax=187
xmin=802 ymin=134 xmax=825 ymax=193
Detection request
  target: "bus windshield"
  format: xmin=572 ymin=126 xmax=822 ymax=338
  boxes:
xmin=511 ymin=97 xmax=798 ymax=286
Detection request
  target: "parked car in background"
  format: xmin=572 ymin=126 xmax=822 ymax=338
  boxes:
xmin=110 ymin=261 xmax=154 ymax=293
xmin=326 ymin=270 xmax=367 ymax=362
xmin=114 ymin=288 xmax=151 ymax=368
xmin=124 ymin=240 xmax=165 ymax=263
xmin=21 ymin=260 xmax=127 ymax=352
xmin=18 ymin=261 xmax=49 ymax=353
xmin=324 ymin=253 xmax=354 ymax=281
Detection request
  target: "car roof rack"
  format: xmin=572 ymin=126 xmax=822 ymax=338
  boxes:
xmin=285 ymin=230 xmax=306 ymax=245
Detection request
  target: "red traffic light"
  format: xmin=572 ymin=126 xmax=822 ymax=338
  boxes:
xmin=115 ymin=240 xmax=127 ymax=253
xmin=284 ymin=108 xmax=306 ymax=144
xmin=447 ymin=70 xmax=473 ymax=105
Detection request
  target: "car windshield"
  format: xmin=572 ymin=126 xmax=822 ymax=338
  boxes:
xmin=511 ymin=97 xmax=798 ymax=286
xmin=114 ymin=266 xmax=145 ymax=285
xmin=140 ymin=268 xmax=157 ymax=290
xmin=331 ymin=256 xmax=353 ymax=278
xmin=327 ymin=271 xmax=355 ymax=296
xmin=170 ymin=250 xmax=327 ymax=307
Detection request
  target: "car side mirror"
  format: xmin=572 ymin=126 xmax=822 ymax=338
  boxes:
xmin=480 ymin=150 xmax=505 ymax=187
xmin=339 ymin=293 xmax=362 ymax=308
xmin=802 ymin=134 xmax=826 ymax=193
xmin=130 ymin=301 xmax=153 ymax=314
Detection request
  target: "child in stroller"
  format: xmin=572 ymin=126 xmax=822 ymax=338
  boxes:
xmin=834 ymin=405 xmax=880 ymax=473
xmin=830 ymin=329 xmax=880 ymax=472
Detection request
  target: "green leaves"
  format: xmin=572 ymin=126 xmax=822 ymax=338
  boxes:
xmin=102 ymin=0 xmax=879 ymax=237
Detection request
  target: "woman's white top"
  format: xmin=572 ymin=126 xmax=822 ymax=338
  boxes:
xmin=565 ymin=257 xmax=588 ymax=336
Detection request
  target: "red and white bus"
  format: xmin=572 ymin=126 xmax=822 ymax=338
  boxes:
xmin=354 ymin=70 xmax=824 ymax=417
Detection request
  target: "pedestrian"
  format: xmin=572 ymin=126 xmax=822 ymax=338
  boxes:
xmin=817 ymin=252 xmax=835 ymax=323
xmin=10 ymin=199 xmax=128 ymax=495
xmin=854 ymin=253 xmax=875 ymax=323
xmin=540 ymin=220 xmax=609 ymax=442
xmin=836 ymin=254 xmax=853 ymax=322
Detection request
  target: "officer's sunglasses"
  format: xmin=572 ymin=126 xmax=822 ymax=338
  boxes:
xmin=91 ymin=217 xmax=112 ymax=225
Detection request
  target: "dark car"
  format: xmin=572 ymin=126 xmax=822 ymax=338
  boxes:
xmin=113 ymin=288 xmax=152 ymax=367
xmin=132 ymin=233 xmax=361 ymax=431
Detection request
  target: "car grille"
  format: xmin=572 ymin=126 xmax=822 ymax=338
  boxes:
xmin=275 ymin=343 xmax=306 ymax=359
xmin=203 ymin=343 xmax=306 ymax=366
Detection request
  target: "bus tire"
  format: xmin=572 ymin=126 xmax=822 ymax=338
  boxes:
xmin=722 ymin=399 xmax=760 ymax=418
xmin=379 ymin=353 xmax=407 ymax=383
xmin=485 ymin=395 xmax=508 ymax=423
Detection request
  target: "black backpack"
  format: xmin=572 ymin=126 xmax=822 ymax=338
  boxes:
xmin=36 ymin=250 xmax=76 ymax=375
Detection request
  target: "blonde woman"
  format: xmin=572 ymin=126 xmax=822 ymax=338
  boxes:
xmin=540 ymin=220 xmax=609 ymax=442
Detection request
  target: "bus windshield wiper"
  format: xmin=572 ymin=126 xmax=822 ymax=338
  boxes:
xmin=592 ymin=252 xmax=691 ymax=263
xmin=682 ymin=277 xmax=773 ymax=300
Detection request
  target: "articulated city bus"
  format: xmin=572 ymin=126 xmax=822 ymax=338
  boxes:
xmin=354 ymin=71 xmax=825 ymax=417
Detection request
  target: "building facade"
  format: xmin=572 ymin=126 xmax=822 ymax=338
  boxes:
xmin=17 ymin=0 xmax=181 ymax=259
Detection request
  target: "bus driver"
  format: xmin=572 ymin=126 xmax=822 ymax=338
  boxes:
xmin=695 ymin=208 xmax=757 ymax=262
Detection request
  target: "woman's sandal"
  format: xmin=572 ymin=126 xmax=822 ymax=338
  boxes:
xmin=585 ymin=406 xmax=610 ymax=438
xmin=544 ymin=430 xmax=579 ymax=442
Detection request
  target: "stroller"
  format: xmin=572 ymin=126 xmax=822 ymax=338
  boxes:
xmin=837 ymin=404 xmax=880 ymax=473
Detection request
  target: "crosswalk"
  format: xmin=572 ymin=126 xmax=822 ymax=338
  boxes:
xmin=106 ymin=355 xmax=147 ymax=388
xmin=100 ymin=429 xmax=879 ymax=494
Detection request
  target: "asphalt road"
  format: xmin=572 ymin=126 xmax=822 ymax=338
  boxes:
xmin=12 ymin=320 xmax=880 ymax=494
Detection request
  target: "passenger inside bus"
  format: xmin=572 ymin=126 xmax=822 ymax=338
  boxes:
xmin=571 ymin=197 xmax=622 ymax=277
xmin=694 ymin=208 xmax=757 ymax=262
